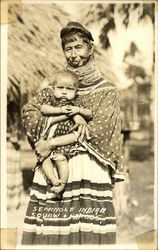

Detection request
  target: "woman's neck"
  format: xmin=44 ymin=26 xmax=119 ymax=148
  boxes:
xmin=66 ymin=58 xmax=105 ymax=94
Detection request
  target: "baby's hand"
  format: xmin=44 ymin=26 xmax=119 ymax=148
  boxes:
xmin=60 ymin=106 xmax=69 ymax=114
xmin=64 ymin=105 xmax=80 ymax=116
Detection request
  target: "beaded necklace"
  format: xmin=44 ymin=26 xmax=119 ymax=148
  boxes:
xmin=66 ymin=58 xmax=108 ymax=95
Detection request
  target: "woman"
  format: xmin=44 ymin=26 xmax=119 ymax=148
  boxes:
xmin=22 ymin=21 xmax=123 ymax=245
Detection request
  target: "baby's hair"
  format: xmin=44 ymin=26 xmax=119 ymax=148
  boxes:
xmin=53 ymin=69 xmax=79 ymax=88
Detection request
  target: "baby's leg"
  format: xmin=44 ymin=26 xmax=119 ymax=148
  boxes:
xmin=42 ymin=157 xmax=59 ymax=186
xmin=51 ymin=155 xmax=69 ymax=193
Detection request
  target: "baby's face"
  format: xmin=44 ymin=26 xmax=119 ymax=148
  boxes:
xmin=53 ymin=75 xmax=77 ymax=101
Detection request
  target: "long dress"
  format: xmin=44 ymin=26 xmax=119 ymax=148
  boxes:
xmin=22 ymin=153 xmax=116 ymax=244
xmin=22 ymin=59 xmax=122 ymax=244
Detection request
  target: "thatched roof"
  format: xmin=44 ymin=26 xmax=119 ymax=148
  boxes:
xmin=8 ymin=3 xmax=119 ymax=105
xmin=8 ymin=4 xmax=70 ymax=103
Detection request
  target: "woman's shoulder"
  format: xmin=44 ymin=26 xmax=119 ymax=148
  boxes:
xmin=102 ymin=81 xmax=118 ymax=90
xmin=104 ymin=83 xmax=120 ymax=99
xmin=94 ymin=81 xmax=119 ymax=94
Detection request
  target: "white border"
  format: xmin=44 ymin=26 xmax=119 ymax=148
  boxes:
xmin=154 ymin=0 xmax=158 ymax=233
xmin=1 ymin=1 xmax=157 ymax=250
xmin=1 ymin=23 xmax=8 ymax=228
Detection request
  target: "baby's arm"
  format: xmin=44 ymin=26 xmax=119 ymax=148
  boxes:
xmin=41 ymin=105 xmax=71 ymax=125
xmin=66 ymin=106 xmax=92 ymax=120
xmin=41 ymin=104 xmax=63 ymax=115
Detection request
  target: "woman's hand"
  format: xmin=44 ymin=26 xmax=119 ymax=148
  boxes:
xmin=77 ymin=124 xmax=91 ymax=143
xmin=35 ymin=138 xmax=56 ymax=161
xmin=71 ymin=115 xmax=91 ymax=142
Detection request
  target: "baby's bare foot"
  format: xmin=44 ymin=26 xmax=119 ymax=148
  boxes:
xmin=51 ymin=182 xmax=66 ymax=194
xmin=50 ymin=178 xmax=60 ymax=187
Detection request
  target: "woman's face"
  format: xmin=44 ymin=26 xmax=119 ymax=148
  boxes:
xmin=63 ymin=35 xmax=91 ymax=68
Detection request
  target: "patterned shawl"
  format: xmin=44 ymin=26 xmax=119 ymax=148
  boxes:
xmin=67 ymin=58 xmax=123 ymax=172
xmin=22 ymin=58 xmax=123 ymax=174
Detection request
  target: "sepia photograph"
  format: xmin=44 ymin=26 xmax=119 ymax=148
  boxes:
xmin=1 ymin=0 xmax=157 ymax=249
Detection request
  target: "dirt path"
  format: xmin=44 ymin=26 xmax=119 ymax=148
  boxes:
xmin=116 ymin=158 xmax=154 ymax=244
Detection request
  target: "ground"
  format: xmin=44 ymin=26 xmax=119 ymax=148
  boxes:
xmin=7 ymin=157 xmax=154 ymax=247
xmin=116 ymin=158 xmax=154 ymax=244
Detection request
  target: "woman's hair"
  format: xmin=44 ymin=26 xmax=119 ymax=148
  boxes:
xmin=61 ymin=31 xmax=93 ymax=51
xmin=53 ymin=69 xmax=79 ymax=88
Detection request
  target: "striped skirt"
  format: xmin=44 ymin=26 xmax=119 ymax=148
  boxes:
xmin=22 ymin=152 xmax=116 ymax=245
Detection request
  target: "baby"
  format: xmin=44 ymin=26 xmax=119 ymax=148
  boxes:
xmin=39 ymin=70 xmax=92 ymax=194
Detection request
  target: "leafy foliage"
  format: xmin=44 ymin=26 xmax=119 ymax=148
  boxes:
xmin=97 ymin=4 xmax=155 ymax=49
xmin=99 ymin=17 xmax=115 ymax=49
xmin=138 ymin=4 xmax=155 ymax=23
xmin=121 ymin=40 xmax=153 ymax=130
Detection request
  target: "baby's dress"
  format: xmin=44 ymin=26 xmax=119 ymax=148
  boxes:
xmin=43 ymin=95 xmax=90 ymax=159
